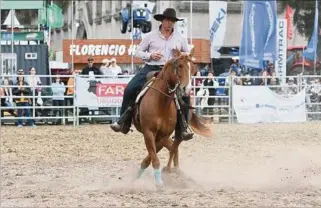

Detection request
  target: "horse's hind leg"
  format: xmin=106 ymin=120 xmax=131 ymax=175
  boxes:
xmin=173 ymin=139 xmax=182 ymax=171
xmin=136 ymin=142 xmax=163 ymax=179
xmin=165 ymin=139 xmax=182 ymax=173
xmin=143 ymin=130 xmax=163 ymax=186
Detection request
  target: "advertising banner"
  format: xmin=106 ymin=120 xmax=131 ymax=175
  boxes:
xmin=232 ymin=85 xmax=306 ymax=123
xmin=75 ymin=77 xmax=131 ymax=107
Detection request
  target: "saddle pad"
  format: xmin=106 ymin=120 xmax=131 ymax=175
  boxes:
xmin=135 ymin=77 xmax=156 ymax=104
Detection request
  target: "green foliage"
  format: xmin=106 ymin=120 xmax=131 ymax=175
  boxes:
xmin=278 ymin=0 xmax=319 ymax=40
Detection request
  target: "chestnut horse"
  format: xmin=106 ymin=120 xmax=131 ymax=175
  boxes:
xmin=132 ymin=48 xmax=213 ymax=186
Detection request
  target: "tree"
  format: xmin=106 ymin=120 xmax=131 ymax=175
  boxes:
xmin=14 ymin=0 xmax=69 ymax=26
xmin=278 ymin=0 xmax=319 ymax=40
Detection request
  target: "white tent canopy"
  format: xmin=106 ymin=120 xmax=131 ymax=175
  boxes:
xmin=3 ymin=10 xmax=24 ymax=28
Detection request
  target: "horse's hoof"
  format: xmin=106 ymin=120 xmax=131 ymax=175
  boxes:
xmin=162 ymin=167 xmax=171 ymax=174
xmin=172 ymin=167 xmax=181 ymax=175
xmin=156 ymin=183 xmax=165 ymax=191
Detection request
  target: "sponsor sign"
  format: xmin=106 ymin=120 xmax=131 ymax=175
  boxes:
xmin=275 ymin=19 xmax=287 ymax=84
xmin=62 ymin=39 xmax=211 ymax=64
xmin=232 ymin=85 xmax=306 ymax=123
xmin=75 ymin=76 xmax=131 ymax=107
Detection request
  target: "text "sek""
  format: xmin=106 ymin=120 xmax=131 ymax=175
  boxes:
xmin=210 ymin=8 xmax=227 ymax=41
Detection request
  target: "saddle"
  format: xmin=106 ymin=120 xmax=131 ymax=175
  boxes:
xmin=135 ymin=71 xmax=160 ymax=104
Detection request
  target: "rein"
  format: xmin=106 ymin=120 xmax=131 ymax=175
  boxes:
xmin=147 ymin=56 xmax=194 ymax=97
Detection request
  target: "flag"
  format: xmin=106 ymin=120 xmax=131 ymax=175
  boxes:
xmin=262 ymin=0 xmax=277 ymax=61
xmin=285 ymin=4 xmax=294 ymax=40
xmin=209 ymin=1 xmax=227 ymax=58
xmin=239 ymin=1 xmax=277 ymax=68
xmin=38 ymin=3 xmax=64 ymax=29
xmin=303 ymin=0 xmax=318 ymax=61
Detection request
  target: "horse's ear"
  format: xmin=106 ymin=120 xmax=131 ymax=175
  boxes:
xmin=189 ymin=47 xmax=195 ymax=57
xmin=172 ymin=48 xmax=181 ymax=57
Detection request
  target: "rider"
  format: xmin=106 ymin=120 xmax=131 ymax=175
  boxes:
xmin=110 ymin=8 xmax=194 ymax=141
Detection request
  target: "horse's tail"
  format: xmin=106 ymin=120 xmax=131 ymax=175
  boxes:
xmin=189 ymin=112 xmax=214 ymax=138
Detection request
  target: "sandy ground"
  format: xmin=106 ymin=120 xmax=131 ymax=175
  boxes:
xmin=1 ymin=123 xmax=321 ymax=207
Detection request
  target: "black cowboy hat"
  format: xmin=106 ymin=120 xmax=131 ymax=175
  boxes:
xmin=154 ymin=8 xmax=183 ymax=22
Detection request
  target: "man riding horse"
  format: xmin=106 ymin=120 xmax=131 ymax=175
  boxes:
xmin=110 ymin=8 xmax=194 ymax=141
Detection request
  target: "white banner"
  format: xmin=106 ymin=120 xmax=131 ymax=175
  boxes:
xmin=209 ymin=1 xmax=227 ymax=58
xmin=176 ymin=17 xmax=188 ymax=41
xmin=275 ymin=19 xmax=287 ymax=84
xmin=75 ymin=77 xmax=131 ymax=108
xmin=232 ymin=86 xmax=306 ymax=123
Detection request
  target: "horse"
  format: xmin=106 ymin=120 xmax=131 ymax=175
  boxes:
xmin=131 ymin=48 xmax=214 ymax=186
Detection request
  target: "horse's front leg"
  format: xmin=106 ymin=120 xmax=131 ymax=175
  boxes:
xmin=143 ymin=130 xmax=163 ymax=186
xmin=136 ymin=141 xmax=163 ymax=179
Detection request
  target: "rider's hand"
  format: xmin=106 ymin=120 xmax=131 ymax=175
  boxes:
xmin=150 ymin=52 xmax=163 ymax=61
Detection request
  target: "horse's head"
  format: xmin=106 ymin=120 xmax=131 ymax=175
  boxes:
xmin=164 ymin=48 xmax=197 ymax=93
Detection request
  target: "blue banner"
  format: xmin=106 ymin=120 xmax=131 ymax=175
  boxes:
xmin=303 ymin=0 xmax=319 ymax=61
xmin=239 ymin=1 xmax=277 ymax=68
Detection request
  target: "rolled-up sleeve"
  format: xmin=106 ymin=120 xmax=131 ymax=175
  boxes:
xmin=181 ymin=38 xmax=190 ymax=53
xmin=135 ymin=34 xmax=152 ymax=61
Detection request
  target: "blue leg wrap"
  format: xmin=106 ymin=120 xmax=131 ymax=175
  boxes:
xmin=154 ymin=169 xmax=163 ymax=185
xmin=136 ymin=167 xmax=145 ymax=179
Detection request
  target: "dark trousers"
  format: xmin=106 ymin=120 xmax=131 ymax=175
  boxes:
xmin=120 ymin=64 xmax=162 ymax=114
xmin=53 ymin=100 xmax=64 ymax=124
xmin=16 ymin=102 xmax=34 ymax=126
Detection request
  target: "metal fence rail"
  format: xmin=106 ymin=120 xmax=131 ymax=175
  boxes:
xmin=0 ymin=74 xmax=320 ymax=126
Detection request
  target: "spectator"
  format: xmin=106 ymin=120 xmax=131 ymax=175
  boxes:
xmin=200 ymin=64 xmax=209 ymax=76
xmin=66 ymin=70 xmax=76 ymax=106
xmin=226 ymin=69 xmax=242 ymax=86
xmin=259 ymin=70 xmax=270 ymax=86
xmin=51 ymin=76 xmax=66 ymax=125
xmin=230 ymin=57 xmax=242 ymax=75
xmin=242 ymin=73 xmax=253 ymax=86
xmin=269 ymin=71 xmax=281 ymax=93
xmin=284 ymin=77 xmax=297 ymax=96
xmin=80 ymin=57 xmax=101 ymax=123
xmin=269 ymin=71 xmax=280 ymax=85
xmin=109 ymin=58 xmax=122 ymax=76
xmin=80 ymin=56 xmax=102 ymax=76
xmin=193 ymin=71 xmax=204 ymax=115
xmin=0 ymin=78 xmax=16 ymax=121
xmin=26 ymin=67 xmax=42 ymax=92
xmin=193 ymin=71 xmax=203 ymax=95
xmin=13 ymin=69 xmax=36 ymax=127
xmin=25 ymin=67 xmax=43 ymax=119
xmin=203 ymin=71 xmax=219 ymax=113
xmin=267 ymin=62 xmax=275 ymax=74
xmin=100 ymin=59 xmax=111 ymax=75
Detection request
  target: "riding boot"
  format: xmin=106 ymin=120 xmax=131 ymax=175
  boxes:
xmin=110 ymin=102 xmax=134 ymax=134
xmin=175 ymin=95 xmax=194 ymax=141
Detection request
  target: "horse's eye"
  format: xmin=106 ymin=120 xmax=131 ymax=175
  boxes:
xmin=179 ymin=64 xmax=183 ymax=68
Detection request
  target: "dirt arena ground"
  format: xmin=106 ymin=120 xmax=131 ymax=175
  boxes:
xmin=1 ymin=123 xmax=321 ymax=207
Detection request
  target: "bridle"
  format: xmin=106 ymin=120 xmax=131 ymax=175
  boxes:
xmin=148 ymin=55 xmax=194 ymax=98
xmin=167 ymin=56 xmax=194 ymax=94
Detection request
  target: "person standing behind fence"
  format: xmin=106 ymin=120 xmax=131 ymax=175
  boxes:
xmin=0 ymin=78 xmax=16 ymax=119
xmin=26 ymin=67 xmax=42 ymax=119
xmin=66 ymin=70 xmax=76 ymax=117
xmin=108 ymin=58 xmax=122 ymax=76
xmin=81 ymin=56 xmax=102 ymax=76
xmin=51 ymin=76 xmax=66 ymax=125
xmin=100 ymin=59 xmax=111 ymax=75
xmin=13 ymin=69 xmax=36 ymax=127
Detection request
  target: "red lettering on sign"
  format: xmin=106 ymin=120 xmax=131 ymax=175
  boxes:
xmin=96 ymin=83 xmax=127 ymax=97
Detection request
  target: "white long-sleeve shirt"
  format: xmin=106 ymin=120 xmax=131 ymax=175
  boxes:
xmin=135 ymin=28 xmax=190 ymax=65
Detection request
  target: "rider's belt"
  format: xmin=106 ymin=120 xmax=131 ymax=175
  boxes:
xmin=147 ymin=64 xmax=164 ymax=69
